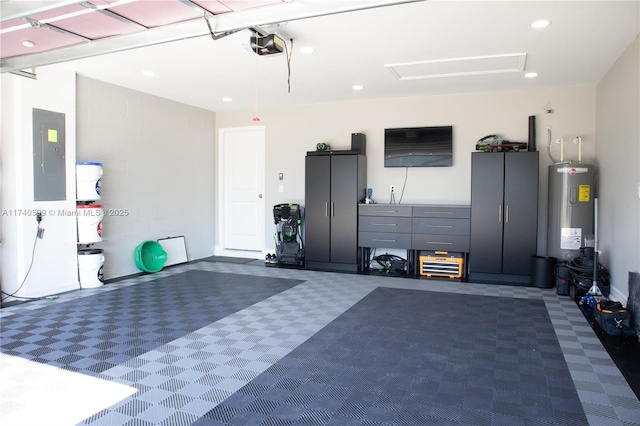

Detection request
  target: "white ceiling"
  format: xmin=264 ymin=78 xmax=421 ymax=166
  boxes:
xmin=7 ymin=0 xmax=640 ymax=112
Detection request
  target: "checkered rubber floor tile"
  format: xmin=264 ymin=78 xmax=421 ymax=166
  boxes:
xmin=197 ymin=288 xmax=588 ymax=426
xmin=78 ymin=267 xmax=377 ymax=425
xmin=0 ymin=270 xmax=302 ymax=376
xmin=1 ymin=260 xmax=639 ymax=426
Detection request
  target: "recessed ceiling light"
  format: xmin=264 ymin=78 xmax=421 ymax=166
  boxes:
xmin=22 ymin=40 xmax=35 ymax=48
xmin=300 ymin=46 xmax=315 ymax=55
xmin=352 ymin=85 xmax=364 ymax=91
xmin=142 ymin=70 xmax=155 ymax=77
xmin=222 ymin=97 xmax=232 ymax=102
xmin=525 ymin=72 xmax=538 ymax=78
xmin=531 ymin=19 xmax=551 ymax=29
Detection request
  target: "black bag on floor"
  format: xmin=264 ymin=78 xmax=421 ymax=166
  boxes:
xmin=594 ymin=300 xmax=635 ymax=336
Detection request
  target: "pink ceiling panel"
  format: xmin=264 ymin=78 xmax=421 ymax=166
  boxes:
xmin=0 ymin=26 xmax=84 ymax=59
xmin=48 ymin=10 xmax=144 ymax=40
xmin=28 ymin=4 xmax=88 ymax=21
xmin=1 ymin=19 xmax=25 ymax=31
xmin=106 ymin=0 xmax=202 ymax=28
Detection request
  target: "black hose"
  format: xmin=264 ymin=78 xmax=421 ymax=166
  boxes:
xmin=565 ymin=249 xmax=610 ymax=295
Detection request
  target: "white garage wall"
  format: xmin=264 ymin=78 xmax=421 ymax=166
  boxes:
xmin=216 ymin=86 xmax=597 ymax=259
xmin=1 ymin=68 xmax=78 ymax=299
xmin=76 ymin=76 xmax=216 ymax=279
xmin=596 ymin=35 xmax=640 ymax=303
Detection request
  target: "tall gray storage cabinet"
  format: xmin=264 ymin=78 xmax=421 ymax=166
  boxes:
xmin=469 ymin=151 xmax=539 ymax=282
xmin=305 ymin=152 xmax=366 ymax=272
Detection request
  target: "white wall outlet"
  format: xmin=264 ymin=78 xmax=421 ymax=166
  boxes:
xmin=390 ymin=185 xmax=396 ymax=193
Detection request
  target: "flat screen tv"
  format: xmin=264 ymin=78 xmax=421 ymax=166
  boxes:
xmin=384 ymin=126 xmax=453 ymax=167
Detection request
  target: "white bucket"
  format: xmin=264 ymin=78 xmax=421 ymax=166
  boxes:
xmin=76 ymin=162 xmax=103 ymax=201
xmin=78 ymin=249 xmax=104 ymax=288
xmin=77 ymin=204 xmax=103 ymax=244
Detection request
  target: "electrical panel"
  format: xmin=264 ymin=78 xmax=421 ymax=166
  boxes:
xmin=33 ymin=108 xmax=66 ymax=201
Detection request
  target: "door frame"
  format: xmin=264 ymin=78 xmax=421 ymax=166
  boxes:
xmin=215 ymin=125 xmax=266 ymax=258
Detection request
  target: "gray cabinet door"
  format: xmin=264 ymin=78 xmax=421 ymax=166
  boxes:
xmin=305 ymin=155 xmax=331 ymax=262
xmin=330 ymin=155 xmax=358 ymax=264
xmin=470 ymin=152 xmax=539 ymax=276
xmin=469 ymin=153 xmax=505 ymax=274
xmin=503 ymin=152 xmax=538 ymax=275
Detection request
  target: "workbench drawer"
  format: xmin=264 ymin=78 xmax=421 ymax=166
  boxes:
xmin=412 ymin=218 xmax=470 ymax=236
xmin=412 ymin=206 xmax=470 ymax=219
xmin=359 ymin=205 xmax=412 ymax=217
xmin=359 ymin=232 xmax=412 ymax=249
xmin=412 ymin=234 xmax=470 ymax=252
xmin=359 ymin=216 xmax=412 ymax=233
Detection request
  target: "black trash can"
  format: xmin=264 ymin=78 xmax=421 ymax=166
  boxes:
xmin=531 ymin=256 xmax=557 ymax=288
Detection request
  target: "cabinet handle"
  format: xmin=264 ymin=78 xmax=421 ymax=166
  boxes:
xmin=427 ymin=211 xmax=454 ymax=215
xmin=331 ymin=202 xmax=334 ymax=217
xmin=426 ymin=225 xmax=453 ymax=229
xmin=372 ymin=238 xmax=397 ymax=243
xmin=505 ymin=205 xmax=509 ymax=223
xmin=371 ymin=210 xmax=398 ymax=213
xmin=372 ymin=223 xmax=397 ymax=226
xmin=498 ymin=205 xmax=502 ymax=223
xmin=325 ymin=202 xmax=328 ymax=217
xmin=426 ymin=241 xmax=453 ymax=245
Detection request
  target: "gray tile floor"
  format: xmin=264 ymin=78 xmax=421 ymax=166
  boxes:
xmin=1 ymin=260 xmax=639 ymax=425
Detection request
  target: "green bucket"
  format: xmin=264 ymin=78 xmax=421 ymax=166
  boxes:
xmin=134 ymin=240 xmax=167 ymax=273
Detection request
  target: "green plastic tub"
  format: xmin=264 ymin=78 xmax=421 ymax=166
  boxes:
xmin=134 ymin=240 xmax=167 ymax=273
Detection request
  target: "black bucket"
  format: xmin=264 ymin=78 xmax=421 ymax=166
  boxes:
xmin=531 ymin=256 xmax=557 ymax=288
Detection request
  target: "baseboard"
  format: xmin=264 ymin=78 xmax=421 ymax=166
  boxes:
xmin=213 ymin=246 xmax=263 ymax=259
xmin=609 ymin=284 xmax=628 ymax=305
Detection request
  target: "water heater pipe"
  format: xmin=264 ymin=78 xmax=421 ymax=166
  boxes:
xmin=556 ymin=138 xmax=564 ymax=162
xmin=574 ymin=136 xmax=582 ymax=163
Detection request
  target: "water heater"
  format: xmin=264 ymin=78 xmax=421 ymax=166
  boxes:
xmin=547 ymin=164 xmax=597 ymax=261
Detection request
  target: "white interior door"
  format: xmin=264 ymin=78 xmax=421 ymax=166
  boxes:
xmin=219 ymin=126 xmax=265 ymax=255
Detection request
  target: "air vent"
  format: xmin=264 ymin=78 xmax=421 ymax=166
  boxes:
xmin=386 ymin=53 xmax=527 ymax=80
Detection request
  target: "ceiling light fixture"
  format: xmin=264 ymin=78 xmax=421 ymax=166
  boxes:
xmin=299 ymin=47 xmax=315 ymax=55
xmin=525 ymin=72 xmax=538 ymax=78
xmin=142 ymin=70 xmax=155 ymax=77
xmin=531 ymin=19 xmax=551 ymax=29
xmin=352 ymin=85 xmax=364 ymax=91
xmin=222 ymin=97 xmax=232 ymax=102
xmin=22 ymin=40 xmax=35 ymax=48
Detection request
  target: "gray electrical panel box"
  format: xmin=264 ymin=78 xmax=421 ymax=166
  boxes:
xmin=33 ymin=108 xmax=66 ymax=201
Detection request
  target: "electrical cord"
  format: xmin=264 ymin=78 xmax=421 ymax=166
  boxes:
xmin=1 ymin=214 xmax=61 ymax=304
xmin=285 ymin=38 xmax=293 ymax=93
xmin=1 ymin=227 xmax=39 ymax=302
xmin=398 ymin=167 xmax=408 ymax=204
xmin=389 ymin=167 xmax=410 ymax=204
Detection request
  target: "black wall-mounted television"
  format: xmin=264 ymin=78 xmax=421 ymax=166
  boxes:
xmin=384 ymin=126 xmax=453 ymax=167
